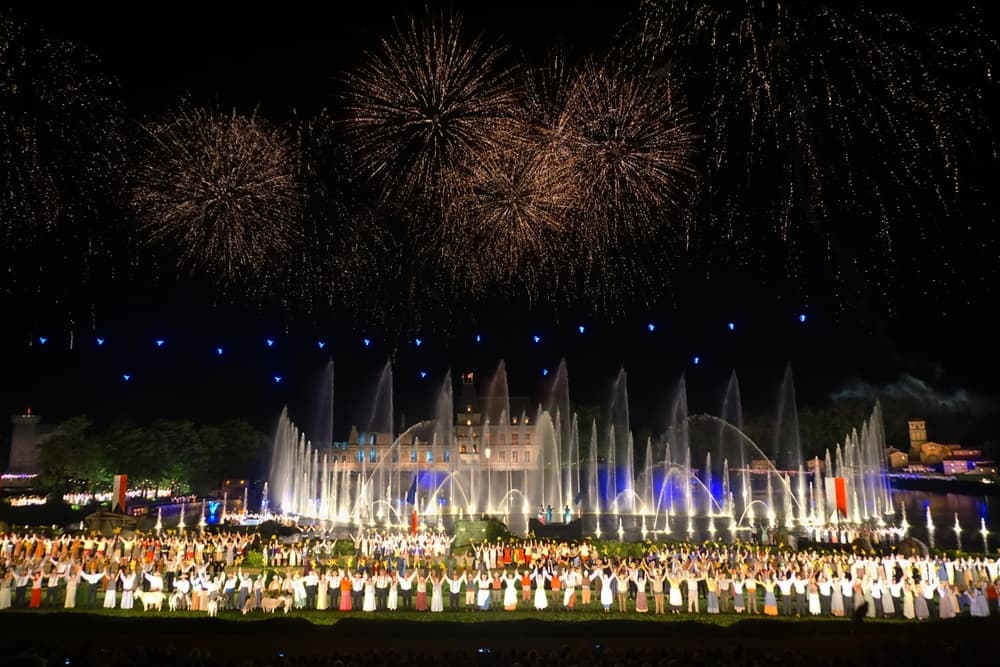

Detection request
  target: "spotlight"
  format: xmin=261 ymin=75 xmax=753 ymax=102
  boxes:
xmin=317 ymin=341 xmax=326 ymax=349
xmin=798 ymin=313 xmax=807 ymax=323
xmin=265 ymin=338 xmax=275 ymax=348
xmin=532 ymin=335 xmax=541 ymax=344
xmin=692 ymin=356 xmax=701 ymax=365
xmin=647 ymin=323 xmax=656 ymax=332
xmin=155 ymin=339 xmax=165 ymax=348
xmin=96 ymin=337 xmax=105 ymax=347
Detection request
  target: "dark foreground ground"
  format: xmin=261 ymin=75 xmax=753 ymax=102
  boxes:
xmin=0 ymin=613 xmax=995 ymax=667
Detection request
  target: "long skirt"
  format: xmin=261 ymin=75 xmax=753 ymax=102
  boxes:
xmin=103 ymin=589 xmax=116 ymax=609
xmin=635 ymin=591 xmax=648 ymax=613
xmin=30 ymin=588 xmax=42 ymax=608
xmin=733 ymin=591 xmax=744 ymax=612
xmin=534 ymin=587 xmax=548 ymax=610
xmin=763 ymin=591 xmax=778 ymax=616
xmin=416 ymin=590 xmax=428 ymax=611
xmin=831 ymin=590 xmax=844 ymax=617
xmin=914 ymin=595 xmax=930 ymax=619
xmin=339 ymin=590 xmax=351 ymax=611
xmin=706 ymin=591 xmax=719 ymax=614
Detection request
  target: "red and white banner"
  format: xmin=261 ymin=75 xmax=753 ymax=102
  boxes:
xmin=824 ymin=477 xmax=848 ymax=519
xmin=112 ymin=474 xmax=127 ymax=512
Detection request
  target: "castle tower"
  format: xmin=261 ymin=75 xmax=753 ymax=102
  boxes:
xmin=908 ymin=419 xmax=927 ymax=461
xmin=8 ymin=411 xmax=42 ymax=473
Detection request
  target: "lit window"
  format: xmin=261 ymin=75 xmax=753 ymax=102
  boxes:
xmin=524 ymin=417 xmax=530 ymax=425
xmin=466 ymin=419 xmax=472 ymax=426
xmin=511 ymin=450 xmax=519 ymax=463
xmin=425 ymin=450 xmax=433 ymax=463
xmin=467 ymin=405 xmax=472 ymax=412
xmin=356 ymin=450 xmax=364 ymax=463
xmin=410 ymin=450 xmax=417 ymax=463
xmin=443 ymin=450 xmax=451 ymax=463
xmin=524 ymin=450 xmax=531 ymax=463
xmin=369 ymin=449 xmax=377 ymax=463
xmin=460 ymin=445 xmax=467 ymax=454
xmin=512 ymin=418 xmax=518 ymax=425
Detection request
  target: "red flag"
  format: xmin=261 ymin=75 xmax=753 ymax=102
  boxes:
xmin=112 ymin=475 xmax=127 ymax=513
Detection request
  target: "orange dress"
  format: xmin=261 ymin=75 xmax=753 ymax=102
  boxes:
xmin=339 ymin=575 xmax=352 ymax=611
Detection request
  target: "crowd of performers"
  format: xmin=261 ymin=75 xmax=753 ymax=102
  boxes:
xmin=1 ymin=528 xmax=998 ymax=620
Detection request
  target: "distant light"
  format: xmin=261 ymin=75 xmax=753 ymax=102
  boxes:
xmin=96 ymin=337 xmax=105 ymax=347
xmin=419 ymin=370 xmax=428 ymax=379
xmin=532 ymin=335 xmax=541 ymax=344
xmin=578 ymin=325 xmax=585 ymax=334
xmin=798 ymin=313 xmax=807 ymax=323
xmin=542 ymin=368 xmax=549 ymax=376
xmin=155 ymin=339 xmax=165 ymax=348
xmin=216 ymin=347 xmax=224 ymax=356
xmin=122 ymin=373 xmax=131 ymax=382
xmin=37 ymin=337 xmax=48 ymax=345
xmin=647 ymin=323 xmax=655 ymax=332
xmin=475 ymin=334 xmax=481 ymax=343
xmin=273 ymin=375 xmax=282 ymax=384
xmin=317 ymin=340 xmax=326 ymax=349
xmin=362 ymin=338 xmax=371 ymax=347
xmin=265 ymin=338 xmax=274 ymax=348
xmin=692 ymin=356 xmax=701 ymax=365
xmin=414 ymin=338 xmax=423 ymax=347
xmin=727 ymin=322 xmax=735 ymax=331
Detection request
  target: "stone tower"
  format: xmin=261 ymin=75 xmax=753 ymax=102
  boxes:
xmin=8 ymin=412 xmax=42 ymax=473
xmin=908 ymin=419 xmax=927 ymax=461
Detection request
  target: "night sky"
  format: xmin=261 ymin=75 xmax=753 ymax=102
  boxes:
xmin=1 ymin=2 xmax=997 ymax=449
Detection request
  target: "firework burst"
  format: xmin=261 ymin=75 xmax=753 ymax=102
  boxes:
xmin=0 ymin=15 xmax=124 ymax=293
xmin=130 ymin=105 xmax=304 ymax=286
xmin=340 ymin=12 xmax=521 ymax=209
xmin=633 ymin=1 xmax=998 ymax=298
xmin=440 ymin=129 xmax=577 ymax=298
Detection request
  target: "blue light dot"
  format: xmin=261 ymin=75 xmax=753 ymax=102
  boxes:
xmin=414 ymin=338 xmax=423 ymax=347
xmin=317 ymin=340 xmax=326 ymax=349
xmin=273 ymin=375 xmax=282 ymax=384
xmin=265 ymin=338 xmax=274 ymax=348
xmin=647 ymin=323 xmax=656 ymax=332
xmin=37 ymin=337 xmax=48 ymax=345
xmin=362 ymin=338 xmax=371 ymax=347
xmin=798 ymin=313 xmax=807 ymax=323
xmin=216 ymin=347 xmax=224 ymax=356
xmin=419 ymin=370 xmax=427 ymax=379
xmin=727 ymin=322 xmax=735 ymax=331
xmin=96 ymin=337 xmax=105 ymax=347
xmin=474 ymin=334 xmax=481 ymax=343
xmin=692 ymin=356 xmax=701 ymax=365
xmin=122 ymin=373 xmax=131 ymax=382
xmin=578 ymin=325 xmax=585 ymax=334
xmin=542 ymin=368 xmax=549 ymax=376
xmin=155 ymin=339 xmax=165 ymax=348
xmin=532 ymin=335 xmax=541 ymax=344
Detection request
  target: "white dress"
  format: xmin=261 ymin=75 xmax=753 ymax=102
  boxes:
xmin=387 ymin=577 xmax=398 ymax=611
xmin=533 ymin=572 xmax=549 ymax=610
xmin=502 ymin=574 xmax=519 ymax=609
xmin=430 ymin=578 xmax=444 ymax=612
xmin=363 ymin=578 xmax=376 ymax=612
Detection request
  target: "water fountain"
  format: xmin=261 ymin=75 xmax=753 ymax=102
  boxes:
xmin=267 ymin=360 xmax=892 ymax=540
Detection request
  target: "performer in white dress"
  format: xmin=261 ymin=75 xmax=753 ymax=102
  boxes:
xmin=532 ymin=566 xmax=551 ymax=610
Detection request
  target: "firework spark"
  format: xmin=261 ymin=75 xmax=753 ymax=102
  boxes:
xmin=130 ymin=105 xmax=304 ymax=285
xmin=340 ymin=12 xmax=521 ymax=209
